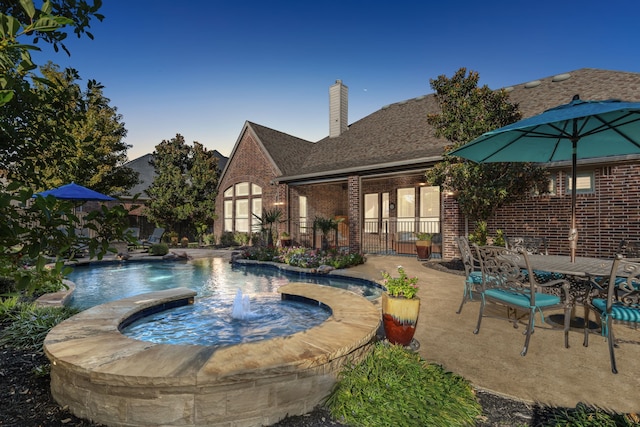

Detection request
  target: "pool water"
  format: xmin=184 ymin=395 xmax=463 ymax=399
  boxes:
xmin=66 ymin=258 xmax=382 ymax=347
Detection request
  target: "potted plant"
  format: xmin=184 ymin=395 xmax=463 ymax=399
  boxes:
xmin=381 ymin=267 xmax=420 ymax=348
xmin=313 ymin=216 xmax=343 ymax=250
xmin=415 ymin=232 xmax=433 ymax=260
xmin=279 ymin=231 xmax=292 ymax=247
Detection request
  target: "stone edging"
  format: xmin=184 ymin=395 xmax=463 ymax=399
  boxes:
xmin=44 ymin=284 xmax=381 ymax=426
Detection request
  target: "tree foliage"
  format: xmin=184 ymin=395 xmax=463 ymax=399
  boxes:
xmin=146 ymin=135 xmax=219 ymax=238
xmin=2 ymin=62 xmax=138 ymax=193
xmin=0 ymin=1 xmax=135 ymax=295
xmin=0 ymin=0 xmax=104 ymax=106
xmin=425 ymin=68 xmax=549 ymax=221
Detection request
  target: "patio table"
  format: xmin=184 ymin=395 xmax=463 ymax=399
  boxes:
xmin=526 ymin=255 xmax=612 ymax=278
xmin=524 ymin=255 xmax=613 ymax=331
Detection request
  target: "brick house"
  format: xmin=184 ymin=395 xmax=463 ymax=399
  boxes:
xmin=215 ymin=68 xmax=640 ymax=260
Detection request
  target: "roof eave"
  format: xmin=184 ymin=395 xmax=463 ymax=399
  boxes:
xmin=274 ymin=155 xmax=443 ymax=184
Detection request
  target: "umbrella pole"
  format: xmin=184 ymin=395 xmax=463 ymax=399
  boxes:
xmin=569 ymin=138 xmax=578 ymax=263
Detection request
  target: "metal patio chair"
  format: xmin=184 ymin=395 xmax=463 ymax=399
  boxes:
xmin=505 ymin=236 xmax=549 ymax=255
xmin=455 ymin=236 xmax=483 ymax=314
xmin=473 ymin=245 xmax=572 ymax=356
xmin=585 ymin=255 xmax=640 ymax=373
xmin=617 ymin=239 xmax=640 ymax=258
xmin=505 ymin=235 xmax=558 ymax=283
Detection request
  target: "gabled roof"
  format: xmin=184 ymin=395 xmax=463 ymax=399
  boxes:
xmin=125 ymin=153 xmax=155 ymax=199
xmin=226 ymin=68 xmax=640 ymax=184
xmin=125 ymin=151 xmax=228 ymax=200
xmin=248 ymin=122 xmax=316 ymax=176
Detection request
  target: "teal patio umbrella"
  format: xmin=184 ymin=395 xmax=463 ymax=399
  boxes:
xmin=448 ymin=96 xmax=640 ymax=262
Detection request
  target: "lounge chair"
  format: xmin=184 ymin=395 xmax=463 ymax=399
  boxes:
xmin=141 ymin=228 xmax=165 ymax=249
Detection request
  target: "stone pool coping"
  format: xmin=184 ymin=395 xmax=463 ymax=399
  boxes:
xmin=44 ymin=283 xmax=381 ymax=426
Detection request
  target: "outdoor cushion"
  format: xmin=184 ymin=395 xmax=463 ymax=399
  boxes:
xmin=485 ymin=288 xmax=560 ymax=308
xmin=592 ymin=299 xmax=640 ymax=322
xmin=467 ymin=271 xmax=483 ymax=284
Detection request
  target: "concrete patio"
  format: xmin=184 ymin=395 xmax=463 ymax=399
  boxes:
xmin=344 ymin=254 xmax=640 ymax=414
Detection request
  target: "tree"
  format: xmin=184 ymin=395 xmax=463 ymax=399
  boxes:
xmin=188 ymin=142 xmax=219 ymax=243
xmin=0 ymin=0 xmax=104 ymax=106
xmin=145 ymin=135 xmax=219 ymax=238
xmin=1 ymin=62 xmax=138 ymax=194
xmin=425 ymin=68 xmax=549 ymax=221
xmin=0 ymin=1 xmax=134 ymax=295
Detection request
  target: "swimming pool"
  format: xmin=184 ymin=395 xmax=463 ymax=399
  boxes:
xmin=65 ymin=258 xmax=383 ymax=346
xmin=66 ymin=258 xmax=382 ymax=309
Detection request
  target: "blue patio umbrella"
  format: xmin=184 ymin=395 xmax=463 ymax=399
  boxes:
xmin=448 ymin=95 xmax=640 ymax=262
xmin=34 ymin=182 xmax=115 ymax=201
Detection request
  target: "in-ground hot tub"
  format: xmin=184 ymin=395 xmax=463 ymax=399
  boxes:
xmin=44 ymin=283 xmax=380 ymax=427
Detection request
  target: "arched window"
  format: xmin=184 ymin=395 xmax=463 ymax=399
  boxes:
xmin=223 ymin=182 xmax=262 ymax=232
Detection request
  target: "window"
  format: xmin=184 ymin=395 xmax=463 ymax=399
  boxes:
xmin=235 ymin=199 xmax=249 ymax=232
xmin=223 ymin=182 xmax=262 ymax=233
xmin=235 ymin=182 xmax=249 ymax=196
xmin=299 ymin=196 xmax=308 ymax=233
xmin=224 ymin=200 xmax=233 ymax=231
xmin=364 ymin=193 xmax=379 ymax=232
xmin=397 ymin=188 xmax=415 ymax=232
xmin=566 ymin=171 xmax=594 ymax=194
xmin=251 ymin=198 xmax=262 ymax=232
xmin=419 ymin=186 xmax=440 ymax=233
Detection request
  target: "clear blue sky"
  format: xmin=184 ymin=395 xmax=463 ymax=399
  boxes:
xmin=34 ymin=0 xmax=640 ymax=160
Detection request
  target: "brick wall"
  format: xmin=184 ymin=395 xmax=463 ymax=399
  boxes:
xmin=444 ymin=162 xmax=640 ymax=260
xmin=214 ymin=127 xmax=281 ymax=238
xmin=347 ymin=176 xmax=360 ymax=253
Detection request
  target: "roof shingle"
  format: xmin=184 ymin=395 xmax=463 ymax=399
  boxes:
xmin=252 ymin=68 xmax=640 ymax=180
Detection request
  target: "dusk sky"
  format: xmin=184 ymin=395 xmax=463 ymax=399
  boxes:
xmin=33 ymin=1 xmax=640 ymax=160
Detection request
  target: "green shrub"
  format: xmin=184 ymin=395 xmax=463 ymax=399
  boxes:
xmin=243 ymin=246 xmax=279 ymax=261
xmin=220 ymin=232 xmax=237 ymax=247
xmin=250 ymin=232 xmax=265 ymax=247
xmin=548 ymin=403 xmax=638 ymax=426
xmin=0 ymin=303 xmax=80 ymax=352
xmin=234 ymin=232 xmax=250 ymax=245
xmin=203 ymin=233 xmax=216 ymax=246
xmin=327 ymin=342 xmax=482 ymax=427
xmin=0 ymin=296 xmax=20 ymax=318
xmin=0 ymin=258 xmax=69 ymax=297
xmin=149 ymin=243 xmax=169 ymax=256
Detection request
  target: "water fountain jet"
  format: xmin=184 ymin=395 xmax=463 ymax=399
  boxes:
xmin=231 ymin=288 xmax=255 ymax=319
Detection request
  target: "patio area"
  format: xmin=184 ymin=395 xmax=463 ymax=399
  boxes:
xmin=343 ymin=254 xmax=640 ymax=413
xmin=62 ymin=248 xmax=640 ymax=414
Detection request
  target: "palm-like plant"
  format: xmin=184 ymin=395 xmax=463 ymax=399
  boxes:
xmin=253 ymin=208 xmax=283 ymax=247
xmin=313 ymin=216 xmax=343 ymax=250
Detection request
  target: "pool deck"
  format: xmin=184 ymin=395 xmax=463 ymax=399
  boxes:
xmin=46 ymin=247 xmax=640 ymax=415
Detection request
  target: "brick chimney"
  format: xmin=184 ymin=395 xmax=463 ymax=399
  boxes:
xmin=329 ymin=79 xmax=348 ymax=138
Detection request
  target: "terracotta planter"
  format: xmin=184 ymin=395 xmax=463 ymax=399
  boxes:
xmin=381 ymin=293 xmax=420 ymax=346
xmin=415 ymin=240 xmax=431 ymax=260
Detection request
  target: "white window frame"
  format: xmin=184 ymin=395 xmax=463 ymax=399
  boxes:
xmin=223 ymin=182 xmax=263 ymax=233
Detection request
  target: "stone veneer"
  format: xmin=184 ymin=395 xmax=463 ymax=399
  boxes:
xmin=43 ymin=283 xmax=380 ymax=427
